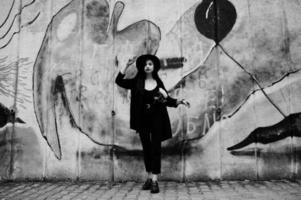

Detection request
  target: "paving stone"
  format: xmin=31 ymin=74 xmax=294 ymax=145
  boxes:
xmin=0 ymin=180 xmax=301 ymax=200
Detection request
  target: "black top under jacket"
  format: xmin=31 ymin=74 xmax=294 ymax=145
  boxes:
xmin=115 ymin=72 xmax=178 ymax=141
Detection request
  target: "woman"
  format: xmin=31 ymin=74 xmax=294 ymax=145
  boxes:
xmin=115 ymin=54 xmax=189 ymax=193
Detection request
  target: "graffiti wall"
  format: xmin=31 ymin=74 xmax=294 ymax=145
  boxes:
xmin=0 ymin=0 xmax=301 ymax=181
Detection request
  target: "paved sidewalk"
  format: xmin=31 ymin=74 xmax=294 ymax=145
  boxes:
xmin=0 ymin=180 xmax=300 ymax=200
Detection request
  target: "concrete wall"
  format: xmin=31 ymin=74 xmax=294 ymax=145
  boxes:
xmin=0 ymin=0 xmax=301 ymax=181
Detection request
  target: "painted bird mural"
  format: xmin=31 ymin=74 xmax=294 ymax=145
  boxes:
xmin=33 ymin=0 xmax=162 ymax=159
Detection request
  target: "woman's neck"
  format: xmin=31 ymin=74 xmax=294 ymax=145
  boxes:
xmin=145 ymin=73 xmax=153 ymax=80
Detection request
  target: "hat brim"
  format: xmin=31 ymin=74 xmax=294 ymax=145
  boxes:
xmin=136 ymin=54 xmax=161 ymax=73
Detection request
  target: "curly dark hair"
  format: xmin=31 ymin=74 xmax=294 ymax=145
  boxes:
xmin=135 ymin=54 xmax=163 ymax=92
xmin=136 ymin=54 xmax=161 ymax=77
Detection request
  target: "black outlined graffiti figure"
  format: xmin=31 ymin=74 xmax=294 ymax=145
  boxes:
xmin=33 ymin=0 xmax=161 ymax=159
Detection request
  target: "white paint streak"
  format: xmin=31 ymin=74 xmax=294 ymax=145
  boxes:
xmin=56 ymin=12 xmax=77 ymax=41
xmin=206 ymin=1 xmax=214 ymax=19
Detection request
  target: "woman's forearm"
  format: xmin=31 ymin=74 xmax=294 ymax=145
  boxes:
xmin=115 ymin=72 xmax=135 ymax=89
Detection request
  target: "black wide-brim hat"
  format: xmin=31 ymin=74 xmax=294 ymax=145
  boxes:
xmin=136 ymin=54 xmax=161 ymax=73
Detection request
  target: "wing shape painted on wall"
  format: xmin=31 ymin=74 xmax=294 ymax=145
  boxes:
xmin=227 ymin=113 xmax=301 ymax=152
xmin=33 ymin=0 xmax=161 ymax=159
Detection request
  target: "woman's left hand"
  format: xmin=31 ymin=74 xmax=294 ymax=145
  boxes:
xmin=177 ymin=99 xmax=190 ymax=108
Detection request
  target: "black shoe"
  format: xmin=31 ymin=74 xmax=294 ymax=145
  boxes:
xmin=142 ymin=178 xmax=152 ymax=190
xmin=150 ymin=181 xmax=160 ymax=193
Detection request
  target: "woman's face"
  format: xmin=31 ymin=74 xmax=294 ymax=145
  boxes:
xmin=144 ymin=60 xmax=154 ymax=74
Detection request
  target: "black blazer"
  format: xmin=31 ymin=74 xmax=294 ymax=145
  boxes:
xmin=115 ymin=72 xmax=178 ymax=141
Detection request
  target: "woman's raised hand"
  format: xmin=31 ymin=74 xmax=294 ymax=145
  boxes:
xmin=126 ymin=57 xmax=137 ymax=67
xmin=120 ymin=56 xmax=137 ymax=74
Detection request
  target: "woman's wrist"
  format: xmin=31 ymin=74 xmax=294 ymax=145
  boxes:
xmin=176 ymin=99 xmax=190 ymax=107
xmin=120 ymin=64 xmax=131 ymax=74
xmin=120 ymin=68 xmax=127 ymax=74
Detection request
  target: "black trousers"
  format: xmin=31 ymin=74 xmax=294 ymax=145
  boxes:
xmin=139 ymin=115 xmax=162 ymax=174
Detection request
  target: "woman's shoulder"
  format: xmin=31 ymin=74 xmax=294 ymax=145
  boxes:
xmin=156 ymin=77 xmax=164 ymax=85
xmin=156 ymin=78 xmax=167 ymax=90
